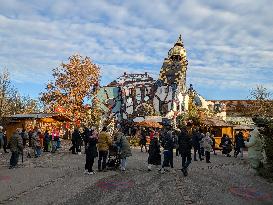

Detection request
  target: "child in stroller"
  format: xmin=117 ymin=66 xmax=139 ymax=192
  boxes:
xmin=107 ymin=145 xmax=121 ymax=170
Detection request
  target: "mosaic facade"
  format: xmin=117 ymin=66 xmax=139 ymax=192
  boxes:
xmin=96 ymin=35 xmax=207 ymax=122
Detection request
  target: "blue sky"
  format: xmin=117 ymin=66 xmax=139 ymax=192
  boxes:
xmin=0 ymin=0 xmax=273 ymax=100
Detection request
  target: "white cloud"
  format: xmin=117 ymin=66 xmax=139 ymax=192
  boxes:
xmin=0 ymin=0 xmax=272 ymax=99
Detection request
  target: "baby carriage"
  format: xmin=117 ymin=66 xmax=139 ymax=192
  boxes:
xmin=107 ymin=145 xmax=121 ymax=170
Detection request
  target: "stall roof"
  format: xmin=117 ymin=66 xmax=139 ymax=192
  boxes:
xmin=201 ymin=116 xmax=234 ymax=127
xmin=10 ymin=113 xmax=71 ymax=122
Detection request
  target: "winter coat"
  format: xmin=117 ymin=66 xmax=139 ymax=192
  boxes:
xmin=139 ymin=131 xmax=147 ymax=145
xmin=72 ymin=130 xmax=83 ymax=145
xmin=32 ymin=132 xmax=41 ymax=147
xmin=86 ymin=136 xmax=98 ymax=158
xmin=202 ymin=136 xmax=213 ymax=152
xmin=221 ymin=136 xmax=232 ymax=153
xmin=191 ymin=131 xmax=201 ymax=149
xmin=115 ymin=132 xmax=132 ymax=158
xmin=9 ymin=132 xmax=23 ymax=153
xmin=178 ymin=129 xmax=192 ymax=155
xmin=148 ymin=137 xmax=161 ymax=165
xmin=199 ymin=133 xmax=205 ymax=148
xmin=161 ymin=132 xmax=174 ymax=151
xmin=44 ymin=132 xmax=50 ymax=142
xmin=245 ymin=128 xmax=263 ymax=168
xmin=235 ymin=133 xmax=245 ymax=149
xmin=97 ymin=131 xmax=112 ymax=151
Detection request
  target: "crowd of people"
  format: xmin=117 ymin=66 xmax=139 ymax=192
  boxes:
xmin=1 ymin=127 xmax=62 ymax=169
xmin=2 ymin=123 xmax=265 ymax=176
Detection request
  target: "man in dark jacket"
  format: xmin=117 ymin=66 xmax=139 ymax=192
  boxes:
xmin=192 ymin=128 xmax=203 ymax=161
xmin=234 ymin=131 xmax=245 ymax=159
xmin=178 ymin=127 xmax=192 ymax=176
xmin=70 ymin=128 xmax=80 ymax=154
xmin=9 ymin=128 xmax=23 ymax=169
xmin=84 ymin=129 xmax=98 ymax=175
xmin=160 ymin=129 xmax=174 ymax=173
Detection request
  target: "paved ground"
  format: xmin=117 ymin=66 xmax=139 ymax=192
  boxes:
xmin=0 ymin=141 xmax=272 ymax=205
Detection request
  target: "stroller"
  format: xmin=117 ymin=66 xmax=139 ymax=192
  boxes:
xmin=107 ymin=145 xmax=121 ymax=170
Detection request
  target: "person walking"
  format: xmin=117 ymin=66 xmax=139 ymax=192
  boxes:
xmin=140 ymin=129 xmax=148 ymax=152
xmin=178 ymin=127 xmax=192 ymax=176
xmin=32 ymin=128 xmax=42 ymax=158
xmin=3 ymin=130 xmax=9 ymax=153
xmin=84 ymin=129 xmax=98 ymax=175
xmin=147 ymin=132 xmax=161 ymax=171
xmin=43 ymin=130 xmax=50 ymax=152
xmin=9 ymin=128 xmax=23 ymax=169
xmin=234 ymin=131 xmax=245 ymax=159
xmin=192 ymin=128 xmax=203 ymax=161
xmin=28 ymin=129 xmax=34 ymax=147
xmin=199 ymin=132 xmax=205 ymax=157
xmin=21 ymin=129 xmax=28 ymax=147
xmin=202 ymin=132 xmax=213 ymax=163
xmin=114 ymin=126 xmax=132 ymax=171
xmin=70 ymin=128 xmax=80 ymax=154
xmin=97 ymin=126 xmax=112 ymax=172
xmin=160 ymin=129 xmax=175 ymax=173
xmin=51 ymin=129 xmax=59 ymax=153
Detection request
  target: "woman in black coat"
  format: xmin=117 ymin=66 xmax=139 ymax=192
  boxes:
xmin=147 ymin=134 xmax=161 ymax=171
xmin=84 ymin=130 xmax=98 ymax=175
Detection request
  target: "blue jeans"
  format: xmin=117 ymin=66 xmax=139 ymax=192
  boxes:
xmin=35 ymin=147 xmax=42 ymax=157
xmin=121 ymin=158 xmax=127 ymax=169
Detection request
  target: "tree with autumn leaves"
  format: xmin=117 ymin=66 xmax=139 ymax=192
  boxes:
xmin=41 ymin=54 xmax=101 ymax=125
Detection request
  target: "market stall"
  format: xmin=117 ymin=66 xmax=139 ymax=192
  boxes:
xmin=5 ymin=113 xmax=72 ymax=139
xmin=200 ymin=116 xmax=234 ymax=149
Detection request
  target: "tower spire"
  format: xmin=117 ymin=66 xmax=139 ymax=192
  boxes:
xmin=175 ymin=34 xmax=183 ymax=46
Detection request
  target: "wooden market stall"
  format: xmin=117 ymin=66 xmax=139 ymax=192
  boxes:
xmin=200 ymin=116 xmax=234 ymax=149
xmin=5 ymin=113 xmax=71 ymax=140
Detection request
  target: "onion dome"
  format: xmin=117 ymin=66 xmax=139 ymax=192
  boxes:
xmin=168 ymin=34 xmax=187 ymax=60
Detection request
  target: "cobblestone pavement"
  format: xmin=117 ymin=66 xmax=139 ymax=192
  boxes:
xmin=0 ymin=141 xmax=272 ymax=205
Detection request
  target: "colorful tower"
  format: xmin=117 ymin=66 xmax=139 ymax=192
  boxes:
xmin=158 ymin=34 xmax=188 ymax=92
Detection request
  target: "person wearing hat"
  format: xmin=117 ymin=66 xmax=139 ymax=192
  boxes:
xmin=9 ymin=128 xmax=23 ymax=169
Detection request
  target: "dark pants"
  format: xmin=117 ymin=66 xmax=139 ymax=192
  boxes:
xmin=200 ymin=147 xmax=205 ymax=156
xmin=44 ymin=141 xmax=49 ymax=152
xmin=205 ymin=151 xmax=210 ymax=162
xmin=170 ymin=150 xmax=174 ymax=168
xmin=10 ymin=152 xmax=19 ymax=167
xmin=162 ymin=150 xmax=173 ymax=168
xmin=3 ymin=136 xmax=8 ymax=152
xmin=182 ymin=153 xmax=192 ymax=169
xmin=76 ymin=141 xmax=81 ymax=153
xmin=98 ymin=151 xmax=108 ymax=170
xmin=193 ymin=147 xmax=202 ymax=160
xmin=70 ymin=140 xmax=76 ymax=154
xmin=85 ymin=156 xmax=95 ymax=172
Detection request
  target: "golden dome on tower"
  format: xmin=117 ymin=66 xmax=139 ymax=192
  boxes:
xmin=168 ymin=34 xmax=187 ymax=60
